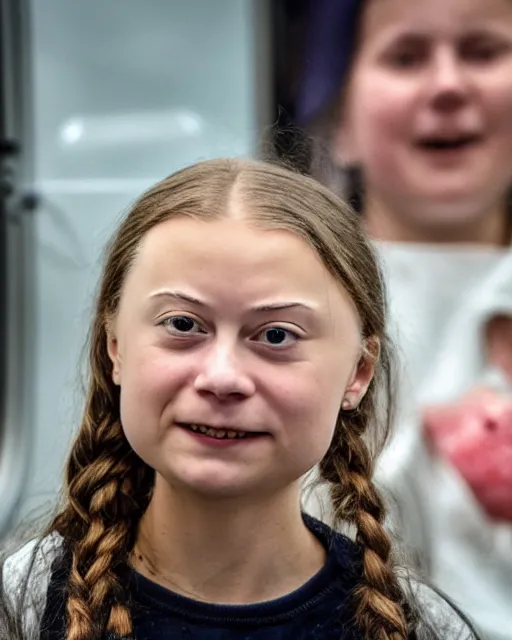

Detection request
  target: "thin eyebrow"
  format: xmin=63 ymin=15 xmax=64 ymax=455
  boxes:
xmin=387 ymin=25 xmax=510 ymax=42
xmin=149 ymin=290 xmax=206 ymax=306
xmin=253 ymin=302 xmax=316 ymax=313
xmin=148 ymin=290 xmax=317 ymax=313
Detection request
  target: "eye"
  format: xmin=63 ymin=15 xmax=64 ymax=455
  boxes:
xmin=256 ymin=326 xmax=300 ymax=347
xmin=387 ymin=49 xmax=425 ymax=69
xmin=160 ymin=315 xmax=206 ymax=336
xmin=462 ymin=37 xmax=510 ymax=63
xmin=384 ymin=38 xmax=428 ymax=69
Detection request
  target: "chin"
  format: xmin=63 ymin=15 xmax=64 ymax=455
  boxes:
xmin=165 ymin=463 xmax=299 ymax=502
xmin=164 ymin=466 xmax=261 ymax=500
xmin=410 ymin=187 xmax=491 ymax=220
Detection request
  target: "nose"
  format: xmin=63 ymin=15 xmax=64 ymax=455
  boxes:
xmin=193 ymin=341 xmax=256 ymax=401
xmin=427 ymin=48 xmax=470 ymax=112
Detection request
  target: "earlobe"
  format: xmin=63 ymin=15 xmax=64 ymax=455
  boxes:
xmin=112 ymin=365 xmax=121 ymax=386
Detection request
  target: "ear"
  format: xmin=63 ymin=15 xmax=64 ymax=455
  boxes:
xmin=343 ymin=337 xmax=379 ymax=409
xmin=106 ymin=320 xmax=122 ymax=386
xmin=331 ymin=104 xmax=360 ymax=168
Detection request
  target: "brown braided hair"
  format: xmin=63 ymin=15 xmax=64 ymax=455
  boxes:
xmin=43 ymin=157 xmax=411 ymax=639
xmin=320 ymin=401 xmax=410 ymax=639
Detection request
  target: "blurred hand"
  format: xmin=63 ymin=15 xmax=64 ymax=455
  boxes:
xmin=423 ymin=388 xmax=512 ymax=522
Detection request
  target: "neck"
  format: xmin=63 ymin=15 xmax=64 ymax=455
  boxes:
xmin=131 ymin=476 xmax=325 ymax=604
xmin=364 ymin=193 xmax=510 ymax=247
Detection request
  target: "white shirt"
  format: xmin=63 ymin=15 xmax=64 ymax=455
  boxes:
xmin=377 ymin=243 xmax=512 ymax=640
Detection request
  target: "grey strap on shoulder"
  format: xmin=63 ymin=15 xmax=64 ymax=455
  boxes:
xmin=2 ymin=534 xmax=62 ymax=638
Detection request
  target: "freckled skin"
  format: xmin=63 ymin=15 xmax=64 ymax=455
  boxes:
xmin=108 ymin=216 xmax=373 ymax=502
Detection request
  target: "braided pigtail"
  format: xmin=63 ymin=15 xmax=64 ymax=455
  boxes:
xmin=48 ymin=313 xmax=154 ymax=640
xmin=59 ymin=420 xmax=152 ymax=639
xmin=320 ymin=398 xmax=410 ymax=640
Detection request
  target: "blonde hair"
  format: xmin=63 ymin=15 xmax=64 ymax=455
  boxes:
xmin=47 ymin=158 xmax=407 ymax=639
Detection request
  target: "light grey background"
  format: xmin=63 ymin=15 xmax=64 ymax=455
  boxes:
xmin=16 ymin=0 xmax=270 ymax=520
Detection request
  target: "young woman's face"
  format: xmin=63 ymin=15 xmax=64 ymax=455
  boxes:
xmin=108 ymin=216 xmax=372 ymax=500
xmin=338 ymin=0 xmax=512 ymax=232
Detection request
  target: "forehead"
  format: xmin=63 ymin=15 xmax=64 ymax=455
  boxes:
xmin=361 ymin=0 xmax=512 ymax=38
xmin=123 ymin=216 xmax=357 ymax=319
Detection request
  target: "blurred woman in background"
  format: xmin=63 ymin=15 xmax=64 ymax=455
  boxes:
xmin=279 ymin=0 xmax=512 ymax=638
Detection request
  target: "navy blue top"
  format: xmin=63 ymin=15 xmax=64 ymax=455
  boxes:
xmin=40 ymin=516 xmax=365 ymax=639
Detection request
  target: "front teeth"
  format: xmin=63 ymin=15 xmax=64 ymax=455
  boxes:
xmin=189 ymin=424 xmax=247 ymax=439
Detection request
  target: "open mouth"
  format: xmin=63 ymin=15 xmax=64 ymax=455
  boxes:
xmin=177 ymin=423 xmax=267 ymax=441
xmin=417 ymin=134 xmax=482 ymax=151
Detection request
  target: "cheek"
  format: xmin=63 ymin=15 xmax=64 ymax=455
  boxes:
xmin=274 ymin=361 xmax=347 ymax=456
xmin=487 ymin=82 xmax=512 ymax=158
xmin=347 ymin=77 xmax=412 ymax=168
xmin=119 ymin=348 xmax=186 ymax=445
xmin=484 ymin=67 xmax=512 ymax=120
xmin=122 ymin=349 xmax=174 ymax=404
